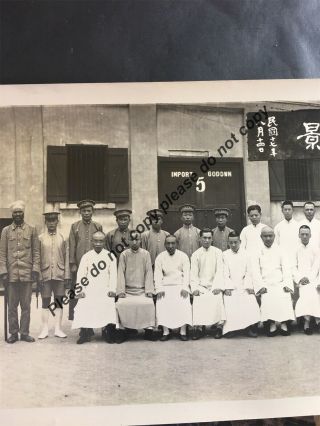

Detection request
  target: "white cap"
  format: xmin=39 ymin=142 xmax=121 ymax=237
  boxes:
xmin=10 ymin=200 xmax=25 ymax=213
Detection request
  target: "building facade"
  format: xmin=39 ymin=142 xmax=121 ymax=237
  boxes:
xmin=0 ymin=101 xmax=319 ymax=237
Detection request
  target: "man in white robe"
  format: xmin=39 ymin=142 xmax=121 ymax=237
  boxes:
xmin=190 ymin=228 xmax=226 ymax=339
xmin=293 ymin=225 xmax=320 ymax=335
xmin=252 ymin=226 xmax=295 ymax=336
xmin=116 ymin=233 xmax=156 ymax=343
xmin=299 ymin=201 xmax=320 ymax=250
xmin=154 ymin=234 xmax=192 ymax=341
xmin=274 ymin=200 xmax=299 ymax=268
xmin=240 ymin=204 xmax=267 ymax=256
xmin=222 ymin=231 xmax=260 ymax=337
xmin=72 ymin=231 xmax=117 ymax=344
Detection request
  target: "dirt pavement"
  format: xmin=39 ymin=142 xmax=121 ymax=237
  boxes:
xmin=0 ymin=294 xmax=320 ymax=409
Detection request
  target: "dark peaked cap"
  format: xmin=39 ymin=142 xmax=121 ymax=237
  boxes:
xmin=213 ymin=208 xmax=231 ymax=217
xmin=179 ymin=204 xmax=196 ymax=213
xmin=113 ymin=209 xmax=132 ymax=217
xmin=146 ymin=209 xmax=164 ymax=217
xmin=77 ymin=200 xmax=96 ymax=209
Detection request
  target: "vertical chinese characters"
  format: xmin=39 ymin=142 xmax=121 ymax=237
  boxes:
xmin=268 ymin=116 xmax=278 ymax=157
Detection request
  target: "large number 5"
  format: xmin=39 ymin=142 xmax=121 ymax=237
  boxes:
xmin=196 ymin=177 xmax=206 ymax=192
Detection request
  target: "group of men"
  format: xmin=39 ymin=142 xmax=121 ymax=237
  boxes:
xmin=1 ymin=198 xmax=320 ymax=345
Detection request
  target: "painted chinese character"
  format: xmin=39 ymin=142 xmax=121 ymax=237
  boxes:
xmin=268 ymin=127 xmax=278 ymax=137
xmin=270 ymin=148 xmax=277 ymax=157
xmin=297 ymin=122 xmax=320 ymax=149
xmin=258 ymin=147 xmax=264 ymax=153
xmin=268 ymin=116 xmax=278 ymax=127
xmin=257 ymin=126 xmax=264 ymax=137
xmin=256 ymin=141 xmax=265 ymax=147
xmin=270 ymin=142 xmax=277 ymax=147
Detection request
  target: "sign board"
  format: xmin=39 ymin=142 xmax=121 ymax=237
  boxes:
xmin=158 ymin=157 xmax=246 ymax=234
xmin=247 ymin=109 xmax=320 ymax=160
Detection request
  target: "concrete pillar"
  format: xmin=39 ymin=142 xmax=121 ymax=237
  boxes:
xmin=0 ymin=108 xmax=16 ymax=209
xmin=14 ymin=107 xmax=44 ymax=232
xmin=129 ymin=105 xmax=158 ymax=228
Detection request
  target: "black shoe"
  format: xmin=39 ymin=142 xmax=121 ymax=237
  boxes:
xmin=192 ymin=328 xmax=202 ymax=340
xmin=304 ymin=327 xmax=313 ymax=335
xmin=279 ymin=328 xmax=291 ymax=336
xmin=20 ymin=334 xmax=35 ymax=342
xmin=143 ymin=329 xmax=157 ymax=341
xmin=104 ymin=324 xmax=116 ymax=343
xmin=179 ymin=334 xmax=189 ymax=341
xmin=246 ymin=326 xmax=258 ymax=338
xmin=114 ymin=329 xmax=127 ymax=344
xmin=76 ymin=335 xmax=90 ymax=344
xmin=160 ymin=333 xmax=171 ymax=342
xmin=7 ymin=334 xmax=18 ymax=344
xmin=214 ymin=328 xmax=223 ymax=339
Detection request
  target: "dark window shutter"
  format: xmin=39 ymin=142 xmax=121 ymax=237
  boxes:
xmin=107 ymin=148 xmax=129 ymax=203
xmin=268 ymin=160 xmax=286 ymax=201
xmin=309 ymin=159 xmax=320 ymax=200
xmin=284 ymin=159 xmax=309 ymax=201
xmin=67 ymin=145 xmax=106 ymax=203
xmin=47 ymin=146 xmax=67 ymax=202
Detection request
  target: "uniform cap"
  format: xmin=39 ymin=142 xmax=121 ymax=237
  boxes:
xmin=179 ymin=204 xmax=196 ymax=213
xmin=43 ymin=207 xmax=60 ymax=220
xmin=114 ymin=209 xmax=132 ymax=217
xmin=213 ymin=208 xmax=231 ymax=217
xmin=77 ymin=200 xmax=96 ymax=209
xmin=146 ymin=208 xmax=164 ymax=217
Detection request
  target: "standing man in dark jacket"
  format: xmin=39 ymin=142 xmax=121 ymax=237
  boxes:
xmin=68 ymin=200 xmax=103 ymax=321
xmin=0 ymin=200 xmax=40 ymax=343
xmin=106 ymin=209 xmax=132 ymax=259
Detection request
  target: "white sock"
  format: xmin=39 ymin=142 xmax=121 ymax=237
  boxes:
xmin=180 ymin=325 xmax=187 ymax=336
xmin=162 ymin=326 xmax=169 ymax=336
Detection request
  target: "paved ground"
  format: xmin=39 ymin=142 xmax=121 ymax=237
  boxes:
xmin=0 ymin=294 xmax=320 ymax=409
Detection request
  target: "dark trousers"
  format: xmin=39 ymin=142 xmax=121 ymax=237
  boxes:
xmin=8 ymin=282 xmax=33 ymax=335
xmin=68 ymin=273 xmax=78 ymax=320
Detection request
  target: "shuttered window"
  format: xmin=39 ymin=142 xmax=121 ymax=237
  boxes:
xmin=47 ymin=145 xmax=129 ymax=203
xmin=269 ymin=159 xmax=320 ymax=201
xmin=67 ymin=145 xmax=106 ymax=202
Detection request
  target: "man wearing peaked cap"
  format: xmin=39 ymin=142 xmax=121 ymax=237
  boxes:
xmin=38 ymin=208 xmax=70 ymax=339
xmin=76 ymin=200 xmax=96 ymax=209
xmin=68 ymin=199 xmax=102 ymax=322
xmin=174 ymin=204 xmax=200 ymax=259
xmin=106 ymin=209 xmax=132 ymax=258
xmin=141 ymin=209 xmax=170 ymax=268
xmin=0 ymin=200 xmax=40 ymax=343
xmin=179 ymin=204 xmax=196 ymax=213
xmin=212 ymin=208 xmax=234 ymax=252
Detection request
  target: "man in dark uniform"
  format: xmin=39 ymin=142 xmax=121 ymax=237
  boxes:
xmin=212 ymin=208 xmax=234 ymax=251
xmin=174 ymin=204 xmax=200 ymax=259
xmin=141 ymin=209 xmax=169 ymax=268
xmin=106 ymin=209 xmax=132 ymax=259
xmin=68 ymin=200 xmax=103 ymax=322
xmin=0 ymin=200 xmax=40 ymax=343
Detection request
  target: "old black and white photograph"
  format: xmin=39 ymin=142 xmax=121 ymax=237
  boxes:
xmin=1 ymin=82 xmax=320 ymax=425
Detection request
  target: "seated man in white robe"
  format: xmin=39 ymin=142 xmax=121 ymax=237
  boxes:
xmin=190 ymin=228 xmax=226 ymax=340
xmin=293 ymin=225 xmax=320 ymax=335
xmin=154 ymin=234 xmax=192 ymax=341
xmin=72 ymin=231 xmax=118 ymax=344
xmin=252 ymin=226 xmax=295 ymax=337
xmin=116 ymin=233 xmax=156 ymax=343
xmin=222 ymin=231 xmax=260 ymax=338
